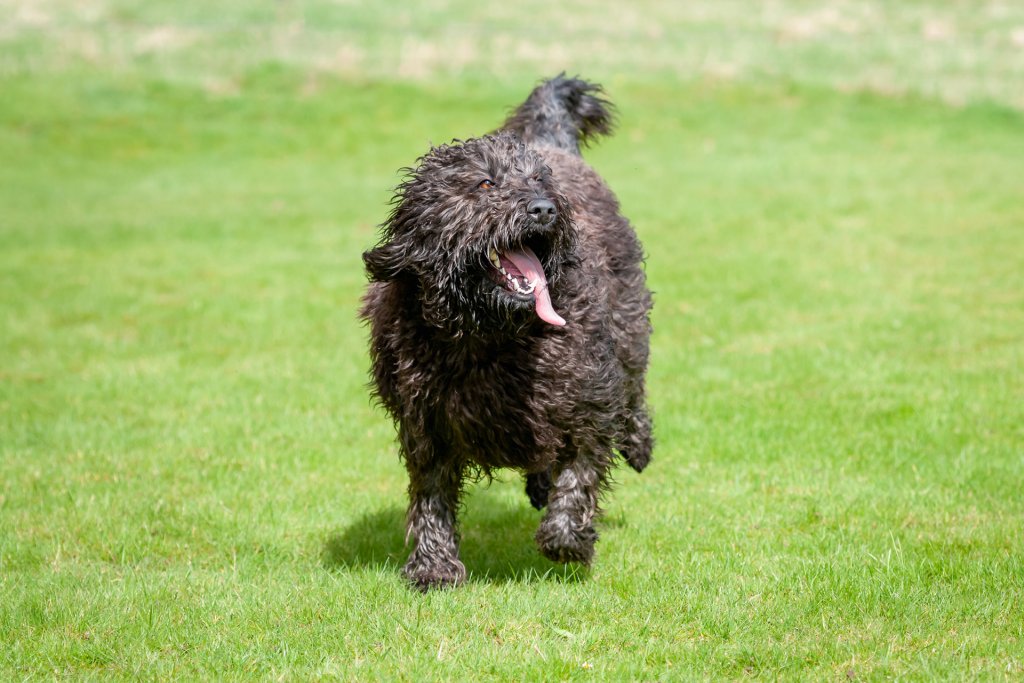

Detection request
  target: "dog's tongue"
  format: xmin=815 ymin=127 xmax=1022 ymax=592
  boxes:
xmin=505 ymin=247 xmax=566 ymax=327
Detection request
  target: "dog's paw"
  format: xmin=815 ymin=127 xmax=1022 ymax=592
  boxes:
xmin=622 ymin=446 xmax=652 ymax=473
xmin=402 ymin=556 xmax=467 ymax=591
xmin=535 ymin=519 xmax=597 ymax=565
xmin=525 ymin=470 xmax=553 ymax=510
xmin=620 ymin=429 xmax=653 ymax=473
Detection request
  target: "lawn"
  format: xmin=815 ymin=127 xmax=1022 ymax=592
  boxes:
xmin=2 ymin=1 xmax=1023 ymax=679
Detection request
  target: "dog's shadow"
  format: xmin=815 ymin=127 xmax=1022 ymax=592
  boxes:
xmin=322 ymin=486 xmax=588 ymax=585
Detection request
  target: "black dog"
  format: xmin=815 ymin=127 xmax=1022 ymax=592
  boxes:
xmin=361 ymin=75 xmax=653 ymax=590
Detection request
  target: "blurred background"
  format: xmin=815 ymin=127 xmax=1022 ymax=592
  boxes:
xmin=4 ymin=0 xmax=1024 ymax=106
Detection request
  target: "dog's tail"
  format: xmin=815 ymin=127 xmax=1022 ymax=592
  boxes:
xmin=502 ymin=74 xmax=614 ymax=155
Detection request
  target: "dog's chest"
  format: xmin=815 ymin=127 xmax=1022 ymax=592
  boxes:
xmin=431 ymin=347 xmax=562 ymax=470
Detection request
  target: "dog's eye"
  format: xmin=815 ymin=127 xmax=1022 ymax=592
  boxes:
xmin=478 ymin=179 xmax=495 ymax=190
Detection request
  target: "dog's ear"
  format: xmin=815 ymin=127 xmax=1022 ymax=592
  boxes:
xmin=363 ymin=240 xmax=412 ymax=282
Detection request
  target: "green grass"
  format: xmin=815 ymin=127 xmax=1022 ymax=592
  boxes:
xmin=2 ymin=1 xmax=1024 ymax=679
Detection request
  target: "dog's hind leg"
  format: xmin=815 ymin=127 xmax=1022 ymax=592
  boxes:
xmin=399 ymin=428 xmax=466 ymax=590
xmin=524 ymin=468 xmax=553 ymax=510
xmin=619 ymin=396 xmax=653 ymax=473
xmin=534 ymin=455 xmax=606 ymax=565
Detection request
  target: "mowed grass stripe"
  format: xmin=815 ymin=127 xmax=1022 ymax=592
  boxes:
xmin=1 ymin=70 xmax=1023 ymax=678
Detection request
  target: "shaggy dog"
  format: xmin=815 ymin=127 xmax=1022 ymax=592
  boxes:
xmin=361 ymin=75 xmax=653 ymax=590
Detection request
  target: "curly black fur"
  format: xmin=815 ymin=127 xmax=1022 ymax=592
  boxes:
xmin=361 ymin=75 xmax=653 ymax=590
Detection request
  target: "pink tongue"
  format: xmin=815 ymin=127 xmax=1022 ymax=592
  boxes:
xmin=505 ymin=246 xmax=566 ymax=327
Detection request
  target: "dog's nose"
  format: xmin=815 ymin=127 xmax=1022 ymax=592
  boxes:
xmin=527 ymin=198 xmax=557 ymax=225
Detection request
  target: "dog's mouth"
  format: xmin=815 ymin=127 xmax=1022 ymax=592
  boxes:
xmin=486 ymin=241 xmax=566 ymax=327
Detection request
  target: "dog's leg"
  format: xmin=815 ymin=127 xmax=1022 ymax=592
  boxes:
xmin=524 ymin=468 xmax=553 ymax=510
xmin=403 ymin=464 xmax=465 ymax=590
xmin=620 ymin=398 xmax=653 ymax=473
xmin=400 ymin=431 xmax=466 ymax=590
xmin=534 ymin=457 xmax=604 ymax=565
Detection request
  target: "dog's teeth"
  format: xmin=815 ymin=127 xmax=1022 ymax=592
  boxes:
xmin=509 ymin=276 xmax=536 ymax=296
xmin=491 ymin=250 xmax=507 ymax=275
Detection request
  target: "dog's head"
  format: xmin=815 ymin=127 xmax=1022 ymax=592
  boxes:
xmin=364 ymin=131 xmax=577 ymax=335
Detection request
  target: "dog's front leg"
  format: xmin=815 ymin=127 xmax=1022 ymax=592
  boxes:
xmin=534 ymin=457 xmax=604 ymax=565
xmin=400 ymin=430 xmax=466 ymax=590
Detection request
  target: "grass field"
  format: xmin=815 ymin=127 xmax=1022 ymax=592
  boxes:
xmin=2 ymin=1 xmax=1024 ymax=679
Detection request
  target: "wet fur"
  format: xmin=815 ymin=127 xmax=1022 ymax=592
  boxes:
xmin=361 ymin=75 xmax=653 ymax=590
